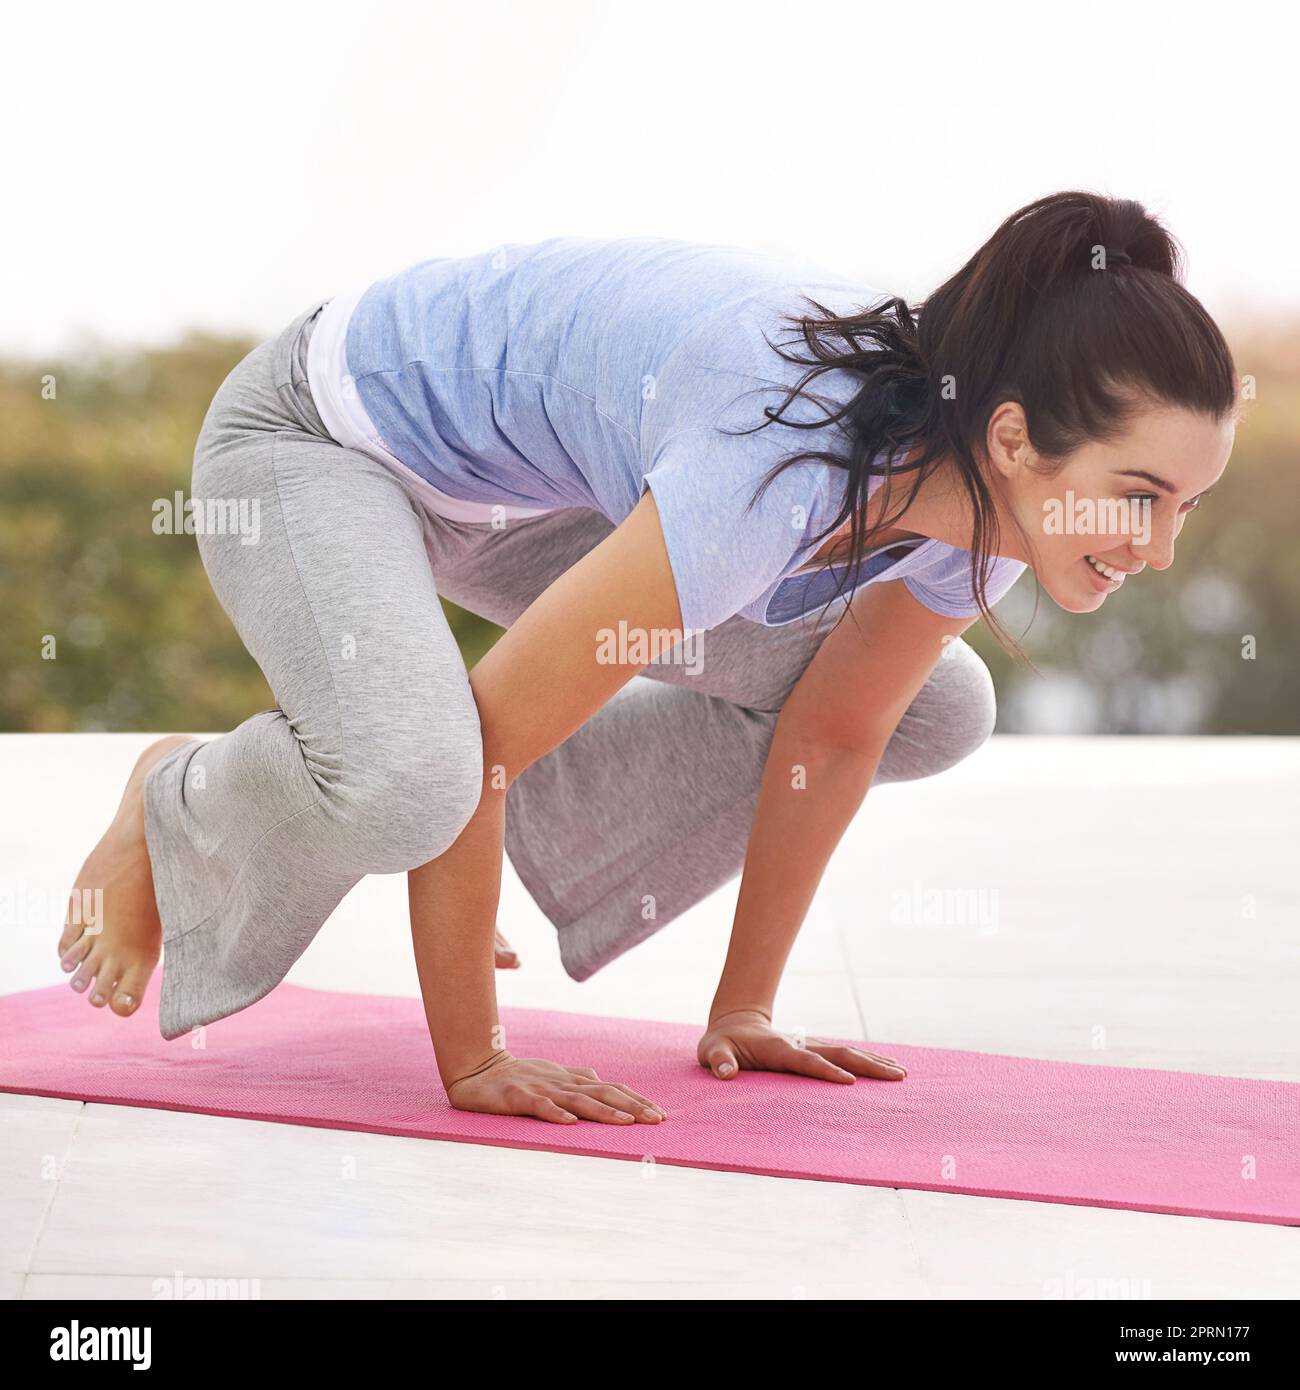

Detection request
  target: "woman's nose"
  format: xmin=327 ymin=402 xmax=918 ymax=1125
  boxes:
xmin=1131 ymin=529 xmax=1176 ymax=571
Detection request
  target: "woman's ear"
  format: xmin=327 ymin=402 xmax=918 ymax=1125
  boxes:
xmin=984 ymin=400 xmax=1034 ymax=484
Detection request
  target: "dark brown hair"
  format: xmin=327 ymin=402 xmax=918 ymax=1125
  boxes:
xmin=742 ymin=190 xmax=1239 ymax=654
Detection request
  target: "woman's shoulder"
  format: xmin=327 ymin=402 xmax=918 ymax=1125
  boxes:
xmin=642 ymin=279 xmax=887 ymax=463
xmin=899 ymin=543 xmax=1029 ymax=618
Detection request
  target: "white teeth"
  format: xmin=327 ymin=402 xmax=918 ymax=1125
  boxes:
xmin=1086 ymin=555 xmax=1124 ymax=581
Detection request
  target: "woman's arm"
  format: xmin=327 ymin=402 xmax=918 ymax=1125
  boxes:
xmin=698 ymin=580 xmax=978 ymax=1083
xmin=409 ymin=491 xmax=685 ymax=1123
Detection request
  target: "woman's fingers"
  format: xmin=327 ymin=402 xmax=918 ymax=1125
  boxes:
xmin=616 ymin=1085 xmax=668 ymax=1119
xmin=562 ymin=1065 xmax=663 ymax=1115
xmin=808 ymin=1042 xmax=907 ymax=1079
xmin=694 ymin=1027 xmax=909 ymax=1086
xmin=449 ymin=1062 xmax=668 ymax=1126
xmin=592 ymin=1079 xmax=666 ymax=1115
xmin=526 ymin=1095 xmax=580 ymax=1124
xmin=701 ymin=1039 xmax=740 ymax=1079
xmin=493 ymin=929 xmax=519 ymax=968
xmin=576 ymin=1083 xmax=664 ymax=1122
xmin=775 ymin=1042 xmax=856 ymax=1083
xmin=555 ymin=1090 xmax=640 ymax=1125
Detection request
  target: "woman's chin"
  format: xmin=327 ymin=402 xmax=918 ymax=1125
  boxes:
xmin=1044 ymin=574 xmax=1110 ymax=613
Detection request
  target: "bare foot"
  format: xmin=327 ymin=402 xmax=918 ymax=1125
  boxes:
xmin=494 ymin=929 xmax=519 ymax=969
xmin=58 ymin=735 xmax=196 ymax=1017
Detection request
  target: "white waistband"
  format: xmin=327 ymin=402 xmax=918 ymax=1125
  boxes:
xmin=304 ymin=286 xmax=555 ymax=523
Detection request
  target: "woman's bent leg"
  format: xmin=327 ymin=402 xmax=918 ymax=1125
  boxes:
xmin=143 ymin=337 xmax=481 ymax=1039
xmin=505 ymin=633 xmax=997 ymax=979
xmin=418 ymin=502 xmax=1000 ymax=978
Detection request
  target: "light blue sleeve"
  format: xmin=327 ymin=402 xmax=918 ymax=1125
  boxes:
xmin=903 ymin=550 xmax=1028 ymax=618
xmin=642 ymin=425 xmax=832 ymax=634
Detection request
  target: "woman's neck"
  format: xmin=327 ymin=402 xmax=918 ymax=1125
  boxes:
xmin=811 ymin=446 xmax=1010 ymax=564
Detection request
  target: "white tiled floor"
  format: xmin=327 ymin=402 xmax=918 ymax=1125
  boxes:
xmin=2 ymin=733 xmax=1297 ymax=1300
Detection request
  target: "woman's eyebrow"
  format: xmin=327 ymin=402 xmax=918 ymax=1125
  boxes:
xmin=1114 ymin=468 xmax=1175 ymax=492
xmin=1113 ymin=468 xmax=1214 ymax=499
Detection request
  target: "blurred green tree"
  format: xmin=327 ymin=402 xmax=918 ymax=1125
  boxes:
xmin=0 ymin=333 xmax=501 ymax=732
xmin=2 ymin=327 xmax=1295 ymax=734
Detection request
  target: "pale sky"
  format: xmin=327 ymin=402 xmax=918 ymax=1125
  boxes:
xmin=5 ymin=0 xmax=1295 ymax=355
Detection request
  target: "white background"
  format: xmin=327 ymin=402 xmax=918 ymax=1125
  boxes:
xmin=5 ymin=0 xmax=1295 ymax=354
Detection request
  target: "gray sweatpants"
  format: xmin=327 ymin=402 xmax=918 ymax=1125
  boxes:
xmin=143 ymin=301 xmax=998 ymax=1040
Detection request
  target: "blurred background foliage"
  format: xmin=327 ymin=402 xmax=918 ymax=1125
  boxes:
xmin=1 ymin=326 xmax=1295 ymax=734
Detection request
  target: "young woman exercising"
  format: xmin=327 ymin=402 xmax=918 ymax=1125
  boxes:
xmin=59 ymin=191 xmax=1238 ymax=1125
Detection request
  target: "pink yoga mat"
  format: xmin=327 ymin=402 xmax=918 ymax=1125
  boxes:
xmin=2 ymin=981 xmax=1296 ymax=1225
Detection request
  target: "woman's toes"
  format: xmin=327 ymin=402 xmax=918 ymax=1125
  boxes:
xmin=69 ymin=951 xmax=102 ymax=995
xmin=110 ymin=967 xmax=151 ymax=1017
xmin=89 ymin=970 xmax=117 ymax=1007
xmin=60 ymin=934 xmax=94 ymax=974
xmin=58 ymin=920 xmax=83 ymax=956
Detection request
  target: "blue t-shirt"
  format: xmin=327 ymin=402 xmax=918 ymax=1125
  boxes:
xmin=333 ymin=237 xmax=1026 ymax=632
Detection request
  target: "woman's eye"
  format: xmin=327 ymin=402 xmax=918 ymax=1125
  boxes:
xmin=1126 ymin=492 xmax=1203 ymax=512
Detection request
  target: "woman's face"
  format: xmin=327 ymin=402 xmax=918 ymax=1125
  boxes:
xmin=992 ymin=400 xmax=1236 ymax=613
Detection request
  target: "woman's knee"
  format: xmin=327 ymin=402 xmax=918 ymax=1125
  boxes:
xmin=876 ymin=637 xmax=997 ymax=784
xmin=321 ymin=711 xmax=485 ymax=874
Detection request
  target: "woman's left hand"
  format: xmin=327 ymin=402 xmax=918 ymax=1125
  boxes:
xmin=698 ymin=1008 xmax=907 ymax=1083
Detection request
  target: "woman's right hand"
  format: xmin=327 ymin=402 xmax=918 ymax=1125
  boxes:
xmin=445 ymin=1054 xmax=667 ymax=1126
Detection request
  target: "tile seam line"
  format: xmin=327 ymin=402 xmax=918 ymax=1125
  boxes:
xmin=22 ymin=1098 xmax=85 ymax=1287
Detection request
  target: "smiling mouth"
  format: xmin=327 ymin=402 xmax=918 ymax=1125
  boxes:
xmin=1083 ymin=553 xmax=1140 ymax=589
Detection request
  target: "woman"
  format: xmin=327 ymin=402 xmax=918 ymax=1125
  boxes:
xmin=58 ymin=191 xmax=1238 ymax=1126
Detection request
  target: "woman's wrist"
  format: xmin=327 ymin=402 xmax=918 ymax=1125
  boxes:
xmin=440 ymin=1043 xmax=513 ymax=1092
xmin=707 ymin=1001 xmax=773 ymax=1028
